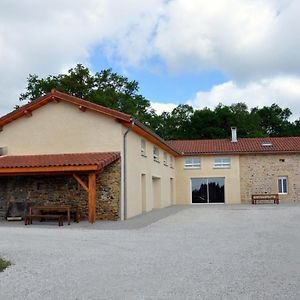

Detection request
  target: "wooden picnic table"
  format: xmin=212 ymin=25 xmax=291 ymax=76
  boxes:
xmin=29 ymin=205 xmax=80 ymax=225
xmin=251 ymin=194 xmax=279 ymax=205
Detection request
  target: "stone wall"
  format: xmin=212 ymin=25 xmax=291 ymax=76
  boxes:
xmin=240 ymin=154 xmax=300 ymax=203
xmin=0 ymin=159 xmax=121 ymax=220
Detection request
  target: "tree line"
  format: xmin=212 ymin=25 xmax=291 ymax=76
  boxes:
xmin=19 ymin=64 xmax=300 ymax=140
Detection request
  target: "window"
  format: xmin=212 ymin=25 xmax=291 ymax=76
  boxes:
xmin=170 ymin=156 xmax=174 ymax=168
xmin=184 ymin=157 xmax=201 ymax=169
xmin=153 ymin=146 xmax=159 ymax=162
xmin=261 ymin=142 xmax=273 ymax=147
xmin=214 ymin=157 xmax=231 ymax=168
xmin=141 ymin=139 xmax=146 ymax=156
xmin=163 ymin=152 xmax=168 ymax=166
xmin=278 ymin=176 xmax=288 ymax=194
xmin=0 ymin=146 xmax=7 ymax=156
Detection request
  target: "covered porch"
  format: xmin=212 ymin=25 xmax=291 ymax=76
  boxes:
xmin=0 ymin=152 xmax=121 ymax=223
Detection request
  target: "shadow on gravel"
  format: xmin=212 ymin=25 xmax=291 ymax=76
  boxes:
xmin=0 ymin=205 xmax=188 ymax=230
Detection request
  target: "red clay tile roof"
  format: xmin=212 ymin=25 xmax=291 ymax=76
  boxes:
xmin=0 ymin=90 xmax=180 ymax=156
xmin=0 ymin=89 xmax=131 ymax=129
xmin=0 ymin=152 xmax=120 ymax=169
xmin=168 ymin=137 xmax=300 ymax=155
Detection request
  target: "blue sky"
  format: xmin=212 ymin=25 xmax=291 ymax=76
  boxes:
xmin=1 ymin=0 xmax=300 ymax=118
xmin=91 ymin=48 xmax=228 ymax=107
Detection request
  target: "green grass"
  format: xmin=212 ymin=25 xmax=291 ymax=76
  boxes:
xmin=0 ymin=258 xmax=11 ymax=272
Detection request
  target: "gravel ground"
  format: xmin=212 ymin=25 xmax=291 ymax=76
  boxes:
xmin=1 ymin=204 xmax=300 ymax=300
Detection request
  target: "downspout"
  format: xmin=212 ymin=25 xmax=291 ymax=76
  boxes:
xmin=123 ymin=118 xmax=135 ymax=220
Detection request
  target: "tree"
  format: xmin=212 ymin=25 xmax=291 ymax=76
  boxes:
xmin=189 ymin=108 xmax=225 ymax=139
xmin=19 ymin=64 xmax=300 ymax=140
xmin=252 ymin=104 xmax=292 ymax=136
xmin=20 ymin=64 xmax=153 ymax=123
xmin=157 ymin=104 xmax=194 ymax=140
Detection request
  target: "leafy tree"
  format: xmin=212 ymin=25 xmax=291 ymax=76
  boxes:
xmin=157 ymin=104 xmax=194 ymax=140
xmin=252 ymin=104 xmax=292 ymax=136
xmin=19 ymin=64 xmax=300 ymax=140
xmin=20 ymin=64 xmax=153 ymax=122
xmin=189 ymin=108 xmax=225 ymax=139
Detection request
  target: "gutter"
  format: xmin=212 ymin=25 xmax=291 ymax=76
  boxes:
xmin=123 ymin=118 xmax=135 ymax=220
xmin=181 ymin=151 xmax=300 ymax=156
xmin=133 ymin=119 xmax=180 ymax=155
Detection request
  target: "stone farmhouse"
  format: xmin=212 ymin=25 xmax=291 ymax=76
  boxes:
xmin=0 ymin=90 xmax=299 ymax=222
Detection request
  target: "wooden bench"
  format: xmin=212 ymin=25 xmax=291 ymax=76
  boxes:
xmin=252 ymin=194 xmax=279 ymax=205
xmin=28 ymin=205 xmax=81 ymax=225
xmin=24 ymin=214 xmax=64 ymax=226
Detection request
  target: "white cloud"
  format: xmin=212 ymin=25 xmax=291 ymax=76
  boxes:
xmin=1 ymin=0 xmax=300 ymax=118
xmin=150 ymin=102 xmax=177 ymax=114
xmin=153 ymin=0 xmax=300 ymax=80
xmin=189 ymin=76 xmax=300 ymax=119
xmin=0 ymin=0 xmax=163 ymax=114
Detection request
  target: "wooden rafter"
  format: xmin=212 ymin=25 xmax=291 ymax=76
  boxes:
xmin=24 ymin=110 xmax=32 ymax=117
xmin=0 ymin=90 xmax=131 ymax=131
xmin=0 ymin=165 xmax=99 ymax=176
xmin=78 ymin=105 xmax=86 ymax=112
xmin=72 ymin=174 xmax=89 ymax=192
xmin=122 ymin=122 xmax=179 ymax=157
xmin=72 ymin=172 xmax=97 ymax=223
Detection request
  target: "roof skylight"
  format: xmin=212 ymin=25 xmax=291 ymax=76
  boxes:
xmin=261 ymin=143 xmax=273 ymax=147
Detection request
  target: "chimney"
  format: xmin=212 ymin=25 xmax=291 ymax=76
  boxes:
xmin=231 ymin=127 xmax=237 ymax=143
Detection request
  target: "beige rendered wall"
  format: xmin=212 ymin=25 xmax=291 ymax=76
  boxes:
xmin=240 ymin=154 xmax=300 ymax=203
xmin=125 ymin=130 xmax=176 ymax=218
xmin=0 ymin=101 xmax=123 ymax=155
xmin=175 ymin=155 xmax=241 ymax=204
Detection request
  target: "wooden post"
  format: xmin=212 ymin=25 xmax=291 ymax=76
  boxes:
xmin=88 ymin=172 xmax=96 ymax=223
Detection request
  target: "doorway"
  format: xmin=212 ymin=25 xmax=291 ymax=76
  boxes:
xmin=191 ymin=178 xmax=225 ymax=203
xmin=152 ymin=176 xmax=161 ymax=208
xmin=170 ymin=178 xmax=174 ymax=205
xmin=141 ymin=174 xmax=146 ymax=212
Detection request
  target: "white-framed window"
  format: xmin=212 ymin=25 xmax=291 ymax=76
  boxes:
xmin=278 ymin=176 xmax=288 ymax=194
xmin=153 ymin=146 xmax=159 ymax=162
xmin=141 ymin=139 xmax=146 ymax=156
xmin=163 ymin=152 xmax=168 ymax=166
xmin=184 ymin=157 xmax=201 ymax=169
xmin=214 ymin=157 xmax=231 ymax=168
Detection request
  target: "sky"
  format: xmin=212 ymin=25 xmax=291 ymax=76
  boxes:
xmin=1 ymin=0 xmax=300 ymax=118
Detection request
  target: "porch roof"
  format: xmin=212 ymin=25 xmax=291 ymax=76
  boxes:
xmin=0 ymin=152 xmax=120 ymax=175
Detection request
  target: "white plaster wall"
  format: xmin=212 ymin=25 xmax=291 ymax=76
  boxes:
xmin=0 ymin=101 xmax=123 ymax=155
xmin=125 ymin=130 xmax=176 ymax=218
xmin=175 ymin=155 xmax=241 ymax=204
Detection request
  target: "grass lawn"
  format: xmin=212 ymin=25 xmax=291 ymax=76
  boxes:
xmin=0 ymin=258 xmax=11 ymax=272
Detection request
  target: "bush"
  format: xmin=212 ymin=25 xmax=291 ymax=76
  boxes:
xmin=0 ymin=258 xmax=11 ymax=272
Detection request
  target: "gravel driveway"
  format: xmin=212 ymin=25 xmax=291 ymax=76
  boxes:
xmin=1 ymin=204 xmax=300 ymax=300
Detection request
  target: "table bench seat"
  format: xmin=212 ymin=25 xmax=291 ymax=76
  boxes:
xmin=24 ymin=214 xmax=64 ymax=226
xmin=252 ymin=194 xmax=279 ymax=204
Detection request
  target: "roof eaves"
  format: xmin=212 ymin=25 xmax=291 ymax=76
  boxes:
xmin=52 ymin=90 xmax=131 ymax=122
xmin=133 ymin=119 xmax=180 ymax=155
xmin=181 ymin=150 xmax=300 ymax=156
xmin=0 ymin=90 xmax=131 ymax=129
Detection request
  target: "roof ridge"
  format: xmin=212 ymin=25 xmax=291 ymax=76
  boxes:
xmin=51 ymin=90 xmax=131 ymax=120
xmin=168 ymin=136 xmax=300 ymax=142
xmin=0 ymin=151 xmax=121 ymax=158
xmin=0 ymin=90 xmax=131 ymax=129
xmin=0 ymin=152 xmax=121 ymax=170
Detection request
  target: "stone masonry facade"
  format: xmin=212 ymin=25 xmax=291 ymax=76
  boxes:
xmin=0 ymin=159 xmax=121 ymax=220
xmin=240 ymin=154 xmax=300 ymax=203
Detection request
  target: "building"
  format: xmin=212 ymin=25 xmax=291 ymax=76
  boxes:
xmin=0 ymin=91 xmax=299 ymax=222
xmin=170 ymin=133 xmax=300 ymax=205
